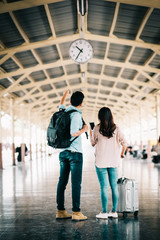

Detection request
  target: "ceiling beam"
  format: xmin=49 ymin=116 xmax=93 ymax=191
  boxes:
xmin=0 ymin=0 xmax=65 ymax=14
xmin=0 ymin=56 xmax=159 ymax=81
xmin=106 ymin=0 xmax=160 ymax=9
xmin=0 ymin=33 xmax=160 ymax=57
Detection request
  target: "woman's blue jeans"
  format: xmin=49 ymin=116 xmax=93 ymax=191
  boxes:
xmin=96 ymin=166 xmax=119 ymax=213
xmin=57 ymin=150 xmax=83 ymax=212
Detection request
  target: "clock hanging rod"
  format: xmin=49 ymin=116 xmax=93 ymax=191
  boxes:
xmin=77 ymin=0 xmax=88 ymax=16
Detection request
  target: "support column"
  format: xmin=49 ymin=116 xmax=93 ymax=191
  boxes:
xmin=21 ymin=106 xmax=25 ymax=162
xmin=155 ymin=95 xmax=160 ymax=141
xmin=36 ymin=126 xmax=38 ymax=159
xmin=10 ymin=99 xmax=16 ymax=165
xmin=139 ymin=107 xmax=143 ymax=150
xmin=28 ymin=110 xmax=32 ymax=160
xmin=0 ymin=101 xmax=3 ymax=169
xmin=147 ymin=116 xmax=151 ymax=159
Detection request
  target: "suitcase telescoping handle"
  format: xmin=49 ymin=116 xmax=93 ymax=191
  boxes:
xmin=121 ymin=155 xmax=125 ymax=180
xmin=117 ymin=156 xmax=126 ymax=184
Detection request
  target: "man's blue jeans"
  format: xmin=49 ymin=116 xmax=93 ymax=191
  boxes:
xmin=96 ymin=166 xmax=119 ymax=213
xmin=57 ymin=150 xmax=83 ymax=212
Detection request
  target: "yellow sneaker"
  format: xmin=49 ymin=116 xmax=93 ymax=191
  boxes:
xmin=56 ymin=210 xmax=72 ymax=219
xmin=72 ymin=212 xmax=87 ymax=221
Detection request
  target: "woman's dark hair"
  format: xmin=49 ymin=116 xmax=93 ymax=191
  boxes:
xmin=71 ymin=91 xmax=84 ymax=107
xmin=98 ymin=107 xmax=116 ymax=138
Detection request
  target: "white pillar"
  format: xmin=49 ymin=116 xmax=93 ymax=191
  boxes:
xmin=155 ymin=95 xmax=160 ymax=141
xmin=147 ymin=115 xmax=151 ymax=159
xmin=0 ymin=101 xmax=3 ymax=169
xmin=21 ymin=105 xmax=25 ymax=162
xmin=28 ymin=109 xmax=32 ymax=160
xmin=139 ymin=107 xmax=143 ymax=150
xmin=10 ymin=99 xmax=16 ymax=165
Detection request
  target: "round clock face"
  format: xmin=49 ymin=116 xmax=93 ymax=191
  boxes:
xmin=69 ymin=39 xmax=93 ymax=64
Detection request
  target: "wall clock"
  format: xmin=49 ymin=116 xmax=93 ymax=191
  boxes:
xmin=69 ymin=39 xmax=93 ymax=64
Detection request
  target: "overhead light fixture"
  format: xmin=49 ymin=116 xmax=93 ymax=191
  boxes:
xmin=77 ymin=0 xmax=88 ymax=16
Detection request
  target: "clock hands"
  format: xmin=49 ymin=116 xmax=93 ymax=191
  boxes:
xmin=76 ymin=46 xmax=82 ymax=52
xmin=75 ymin=47 xmax=83 ymax=60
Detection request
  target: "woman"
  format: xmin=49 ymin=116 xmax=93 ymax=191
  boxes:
xmin=90 ymin=107 xmax=127 ymax=219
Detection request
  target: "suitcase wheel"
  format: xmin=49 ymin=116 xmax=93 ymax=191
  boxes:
xmin=123 ymin=212 xmax=127 ymax=218
xmin=134 ymin=211 xmax=138 ymax=217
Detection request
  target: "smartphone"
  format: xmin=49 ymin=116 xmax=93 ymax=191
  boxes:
xmin=89 ymin=122 xmax=95 ymax=130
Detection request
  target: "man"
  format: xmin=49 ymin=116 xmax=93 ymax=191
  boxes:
xmin=56 ymin=90 xmax=88 ymax=221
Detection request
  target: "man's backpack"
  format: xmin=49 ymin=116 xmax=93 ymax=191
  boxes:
xmin=47 ymin=109 xmax=79 ymax=149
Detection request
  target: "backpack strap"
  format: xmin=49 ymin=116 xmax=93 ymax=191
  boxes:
xmin=66 ymin=109 xmax=80 ymax=143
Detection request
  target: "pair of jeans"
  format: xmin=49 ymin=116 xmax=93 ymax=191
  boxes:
xmin=96 ymin=166 xmax=119 ymax=213
xmin=57 ymin=150 xmax=83 ymax=212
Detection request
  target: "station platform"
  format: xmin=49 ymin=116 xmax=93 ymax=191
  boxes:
xmin=0 ymin=139 xmax=160 ymax=240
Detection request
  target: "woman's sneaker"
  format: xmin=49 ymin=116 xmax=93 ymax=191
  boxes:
xmin=108 ymin=212 xmax=118 ymax=218
xmin=96 ymin=212 xmax=108 ymax=219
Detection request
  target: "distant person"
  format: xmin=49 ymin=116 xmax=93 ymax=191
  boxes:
xmin=15 ymin=145 xmax=28 ymax=162
xmin=56 ymin=90 xmax=88 ymax=221
xmin=153 ymin=137 xmax=160 ymax=163
xmin=133 ymin=144 xmax=139 ymax=158
xmin=90 ymin=107 xmax=127 ymax=219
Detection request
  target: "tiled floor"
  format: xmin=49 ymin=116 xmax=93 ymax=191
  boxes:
xmin=0 ymin=139 xmax=160 ymax=240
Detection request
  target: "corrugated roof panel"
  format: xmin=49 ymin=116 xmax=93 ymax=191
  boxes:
xmin=98 ymin=96 xmax=107 ymax=101
xmin=68 ymin=78 xmax=81 ymax=85
xmin=88 ymin=63 xmax=102 ymax=74
xmin=60 ymin=42 xmax=72 ymax=60
xmin=137 ymin=74 xmax=149 ymax=83
xmin=112 ymin=92 xmax=122 ymax=97
xmin=149 ymin=54 xmax=160 ymax=68
xmin=87 ymin=88 xmax=97 ymax=93
xmin=1 ymin=58 xmax=19 ymax=72
xmin=90 ymin=41 xmax=106 ymax=59
xmin=0 ymin=13 xmax=24 ymax=47
xmin=104 ymin=65 xmax=121 ymax=77
xmin=49 ymin=0 xmax=77 ymax=37
xmin=66 ymin=64 xmax=80 ymax=75
xmin=121 ymin=68 xmax=137 ymax=80
xmin=140 ymin=9 xmax=160 ymax=44
xmin=87 ymin=78 xmax=99 ymax=85
xmin=0 ymin=78 xmax=12 ymax=88
xmin=15 ymin=51 xmax=38 ymax=68
xmin=14 ymin=6 xmax=52 ymax=42
xmin=99 ymin=89 xmax=110 ymax=95
xmin=88 ymin=0 xmax=116 ymax=36
xmin=48 ymin=93 xmax=57 ymax=99
xmin=129 ymin=48 xmax=153 ymax=65
xmin=30 ymin=70 xmax=46 ymax=82
xmin=101 ymin=79 xmax=114 ymax=87
xmin=12 ymin=90 xmax=25 ymax=97
xmin=19 ymin=77 xmax=31 ymax=85
xmin=116 ymin=82 xmax=128 ymax=89
xmin=108 ymin=44 xmax=131 ymax=62
xmin=40 ymin=84 xmax=53 ymax=92
xmin=114 ymin=4 xmax=147 ymax=40
xmin=87 ymin=95 xmax=96 ymax=99
xmin=46 ymin=66 xmax=64 ymax=78
xmin=32 ymin=89 xmax=40 ymax=95
xmin=36 ymin=46 xmax=59 ymax=64
xmin=54 ymin=81 xmax=67 ymax=89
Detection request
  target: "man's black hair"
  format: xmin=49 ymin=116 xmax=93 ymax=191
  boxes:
xmin=71 ymin=91 xmax=84 ymax=107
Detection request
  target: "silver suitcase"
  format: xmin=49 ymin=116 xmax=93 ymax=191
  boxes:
xmin=117 ymin=177 xmax=139 ymax=217
xmin=117 ymin=158 xmax=139 ymax=217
